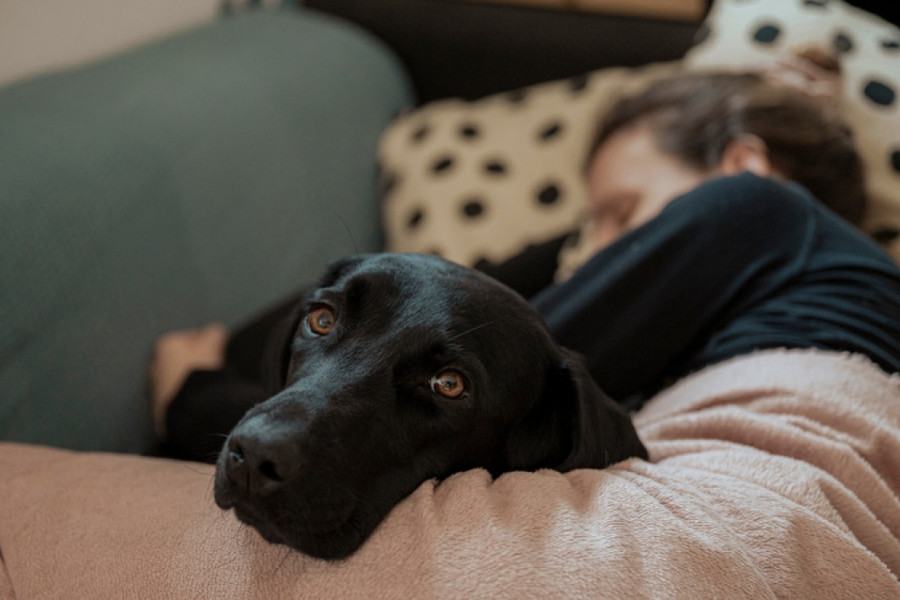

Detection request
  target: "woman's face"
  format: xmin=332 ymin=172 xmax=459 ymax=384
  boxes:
xmin=585 ymin=122 xmax=712 ymax=253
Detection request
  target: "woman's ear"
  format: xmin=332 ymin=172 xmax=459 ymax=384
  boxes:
xmin=719 ymin=135 xmax=773 ymax=177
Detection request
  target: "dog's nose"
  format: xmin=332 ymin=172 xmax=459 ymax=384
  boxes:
xmin=223 ymin=415 xmax=301 ymax=497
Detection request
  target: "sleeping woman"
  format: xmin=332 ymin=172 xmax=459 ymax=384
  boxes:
xmin=150 ymin=54 xmax=900 ymax=460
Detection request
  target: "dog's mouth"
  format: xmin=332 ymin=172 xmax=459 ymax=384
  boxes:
xmin=233 ymin=502 xmax=366 ymax=560
xmin=214 ymin=468 xmax=366 ymax=559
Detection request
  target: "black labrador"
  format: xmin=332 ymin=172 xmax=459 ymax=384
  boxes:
xmin=213 ymin=253 xmax=647 ymax=560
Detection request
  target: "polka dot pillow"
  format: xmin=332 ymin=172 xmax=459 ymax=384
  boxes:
xmin=684 ymin=0 xmax=900 ymax=261
xmin=378 ymin=62 xmax=680 ymax=268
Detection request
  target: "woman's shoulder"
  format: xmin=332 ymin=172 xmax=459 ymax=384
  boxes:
xmin=672 ymin=173 xmax=814 ymax=219
xmin=659 ymin=173 xmax=815 ymax=246
xmin=673 ymin=172 xmax=900 ymax=272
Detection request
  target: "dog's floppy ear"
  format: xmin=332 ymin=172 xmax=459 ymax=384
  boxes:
xmin=259 ymin=302 xmax=305 ymax=395
xmin=504 ymin=348 xmax=648 ymax=472
xmin=260 ymin=255 xmax=368 ymax=393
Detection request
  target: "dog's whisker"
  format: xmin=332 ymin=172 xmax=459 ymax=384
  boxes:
xmin=179 ymin=462 xmax=216 ymax=479
xmin=327 ymin=208 xmax=360 ymax=254
xmin=205 ymin=471 xmax=217 ymax=497
xmin=270 ymin=545 xmax=294 ymax=578
xmin=449 ymin=319 xmax=497 ymax=341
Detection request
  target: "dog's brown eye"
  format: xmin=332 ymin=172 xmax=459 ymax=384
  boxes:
xmin=430 ymin=370 xmax=466 ymax=399
xmin=307 ymin=307 xmax=336 ymax=336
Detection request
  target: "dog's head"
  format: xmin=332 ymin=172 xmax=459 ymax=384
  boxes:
xmin=214 ymin=253 xmax=646 ymax=559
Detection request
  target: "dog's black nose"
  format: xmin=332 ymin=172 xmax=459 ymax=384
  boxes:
xmin=223 ymin=415 xmax=300 ymax=497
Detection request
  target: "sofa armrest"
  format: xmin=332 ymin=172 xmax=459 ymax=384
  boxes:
xmin=0 ymin=7 xmax=412 ymax=454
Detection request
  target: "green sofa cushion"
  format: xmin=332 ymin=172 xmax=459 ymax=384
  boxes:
xmin=0 ymin=8 xmax=412 ymax=454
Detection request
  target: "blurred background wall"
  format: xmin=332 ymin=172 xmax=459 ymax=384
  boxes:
xmin=0 ymin=0 xmax=225 ymax=88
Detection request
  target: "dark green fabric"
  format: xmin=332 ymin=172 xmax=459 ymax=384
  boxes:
xmin=0 ymin=8 xmax=412 ymax=454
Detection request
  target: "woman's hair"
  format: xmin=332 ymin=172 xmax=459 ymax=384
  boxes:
xmin=586 ymin=70 xmax=866 ymax=225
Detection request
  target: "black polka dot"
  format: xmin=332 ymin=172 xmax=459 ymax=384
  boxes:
xmin=872 ymin=228 xmax=900 ymax=244
xmin=863 ymin=79 xmax=896 ymax=107
xmin=883 ymin=39 xmax=900 ymax=52
xmin=411 ymin=124 xmax=430 ymax=144
xmin=752 ymin=23 xmax=782 ymax=45
xmin=461 ymin=199 xmax=486 ymax=219
xmin=833 ymin=31 xmax=854 ymax=54
xmin=431 ymin=155 xmax=455 ymax=174
xmin=484 ymin=160 xmax=508 ymax=176
xmin=891 ymin=148 xmax=900 ymax=174
xmin=380 ymin=171 xmax=399 ymax=196
xmin=407 ymin=208 xmax=425 ymax=230
xmin=568 ymin=74 xmax=589 ymax=93
xmin=538 ymin=121 xmax=564 ymax=141
xmin=507 ymin=89 xmax=528 ymax=104
xmin=564 ymin=229 xmax=581 ymax=247
xmin=537 ymin=183 xmax=562 ymax=206
xmin=802 ymin=0 xmax=830 ymax=7
xmin=459 ymin=123 xmax=480 ymax=140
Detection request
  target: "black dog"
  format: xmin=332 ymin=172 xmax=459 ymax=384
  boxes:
xmin=214 ymin=253 xmax=647 ymax=560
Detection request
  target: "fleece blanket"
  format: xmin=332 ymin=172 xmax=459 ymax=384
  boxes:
xmin=0 ymin=348 xmax=899 ymax=599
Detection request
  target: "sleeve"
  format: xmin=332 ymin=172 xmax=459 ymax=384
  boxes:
xmin=163 ymin=369 xmax=269 ymax=462
xmin=163 ymin=290 xmax=306 ymax=462
xmin=531 ymin=173 xmax=815 ymax=400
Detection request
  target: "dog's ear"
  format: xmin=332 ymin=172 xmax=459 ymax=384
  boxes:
xmin=260 ymin=302 xmax=305 ymax=395
xmin=504 ymin=348 xmax=648 ymax=472
xmin=259 ymin=256 xmax=368 ymax=394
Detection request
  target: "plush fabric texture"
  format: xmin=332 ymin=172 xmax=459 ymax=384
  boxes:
xmin=0 ymin=8 xmax=412 ymax=454
xmin=378 ymin=62 xmax=679 ymax=268
xmin=683 ymin=0 xmax=900 ymax=262
xmin=1 ymin=349 xmax=898 ymax=598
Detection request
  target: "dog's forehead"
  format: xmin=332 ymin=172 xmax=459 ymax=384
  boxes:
xmin=326 ymin=253 xmax=526 ymax=327
xmin=334 ymin=254 xmax=479 ymax=298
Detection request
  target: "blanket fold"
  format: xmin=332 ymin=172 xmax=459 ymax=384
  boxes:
xmin=1 ymin=349 xmax=898 ymax=598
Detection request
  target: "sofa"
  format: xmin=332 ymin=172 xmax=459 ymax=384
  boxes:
xmin=0 ymin=6 xmax=412 ymax=455
xmin=2 ymin=1 xmax=899 ymax=597
xmin=0 ymin=2 xmax=699 ymax=457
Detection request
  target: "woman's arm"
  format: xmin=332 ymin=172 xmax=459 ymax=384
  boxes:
xmin=533 ymin=173 xmax=812 ymax=401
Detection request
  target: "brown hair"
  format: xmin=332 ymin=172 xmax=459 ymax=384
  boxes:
xmin=587 ymin=70 xmax=866 ymax=225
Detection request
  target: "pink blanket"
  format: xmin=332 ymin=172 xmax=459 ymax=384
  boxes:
xmin=1 ymin=349 xmax=899 ymax=598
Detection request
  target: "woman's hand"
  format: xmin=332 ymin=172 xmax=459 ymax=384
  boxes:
xmin=751 ymin=48 xmax=842 ymax=107
xmin=149 ymin=323 xmax=228 ymax=438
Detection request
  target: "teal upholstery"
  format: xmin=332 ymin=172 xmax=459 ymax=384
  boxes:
xmin=0 ymin=8 xmax=413 ymax=454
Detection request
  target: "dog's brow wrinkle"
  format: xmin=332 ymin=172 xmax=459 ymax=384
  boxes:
xmin=449 ymin=319 xmax=497 ymax=341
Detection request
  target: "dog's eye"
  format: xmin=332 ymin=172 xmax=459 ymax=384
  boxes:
xmin=307 ymin=307 xmax=336 ymax=336
xmin=429 ymin=370 xmax=466 ymax=399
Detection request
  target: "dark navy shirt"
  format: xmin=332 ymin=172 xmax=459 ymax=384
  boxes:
xmin=532 ymin=173 xmax=900 ymax=403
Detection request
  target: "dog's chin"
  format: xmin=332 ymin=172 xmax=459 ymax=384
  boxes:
xmin=213 ymin=470 xmax=369 ymax=560
xmin=220 ymin=497 xmax=368 ymax=560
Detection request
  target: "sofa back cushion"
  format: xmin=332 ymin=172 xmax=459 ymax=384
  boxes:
xmin=0 ymin=8 xmax=412 ymax=453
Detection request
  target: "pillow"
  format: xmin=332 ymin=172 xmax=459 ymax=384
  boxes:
xmin=683 ymin=0 xmax=900 ymax=261
xmin=377 ymin=62 xmax=680 ymax=269
xmin=2 ymin=349 xmax=899 ymax=598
